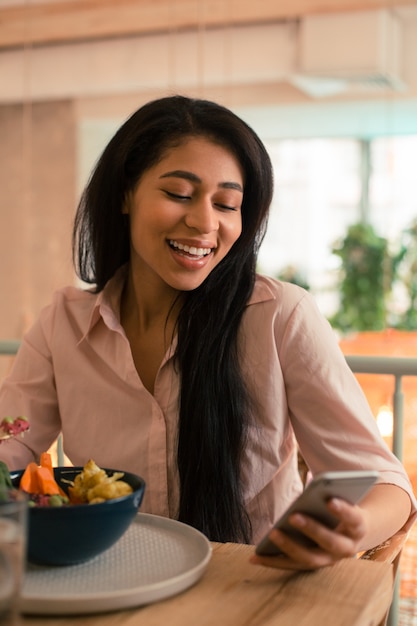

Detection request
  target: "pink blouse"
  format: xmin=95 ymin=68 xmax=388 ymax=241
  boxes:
xmin=1 ymin=269 xmax=415 ymax=543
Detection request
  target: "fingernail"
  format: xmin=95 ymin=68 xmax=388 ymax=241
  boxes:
xmin=291 ymin=513 xmax=306 ymax=527
xmin=330 ymin=497 xmax=342 ymax=510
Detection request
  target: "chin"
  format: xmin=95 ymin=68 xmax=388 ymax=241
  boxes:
xmin=167 ymin=273 xmax=211 ymax=292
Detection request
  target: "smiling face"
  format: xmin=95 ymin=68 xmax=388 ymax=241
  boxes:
xmin=123 ymin=136 xmax=244 ymax=294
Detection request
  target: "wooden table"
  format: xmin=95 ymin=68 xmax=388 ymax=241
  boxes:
xmin=16 ymin=542 xmax=393 ymax=626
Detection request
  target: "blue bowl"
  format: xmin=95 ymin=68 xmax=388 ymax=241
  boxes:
xmin=11 ymin=466 xmax=146 ymax=566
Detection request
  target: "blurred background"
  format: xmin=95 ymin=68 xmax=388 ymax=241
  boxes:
xmin=1 ymin=2 xmax=417 ymax=622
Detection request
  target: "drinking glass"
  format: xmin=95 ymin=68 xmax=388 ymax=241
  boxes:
xmin=0 ymin=490 xmax=27 ymax=625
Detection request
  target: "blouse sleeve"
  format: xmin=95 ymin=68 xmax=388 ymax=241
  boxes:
xmin=275 ymin=287 xmax=417 ymax=527
xmin=0 ymin=305 xmax=61 ymax=469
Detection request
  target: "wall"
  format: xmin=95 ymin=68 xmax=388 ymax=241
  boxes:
xmin=0 ymin=100 xmax=76 ymax=375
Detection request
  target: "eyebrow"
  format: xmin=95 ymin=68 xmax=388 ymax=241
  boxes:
xmin=159 ymin=170 xmax=243 ymax=192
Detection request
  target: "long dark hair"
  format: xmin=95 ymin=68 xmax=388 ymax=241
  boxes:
xmin=73 ymin=95 xmax=273 ymax=542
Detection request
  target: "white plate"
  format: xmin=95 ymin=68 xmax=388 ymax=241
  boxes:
xmin=20 ymin=513 xmax=212 ymax=615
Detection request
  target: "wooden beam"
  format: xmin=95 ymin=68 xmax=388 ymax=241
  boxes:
xmin=0 ymin=0 xmax=416 ymax=49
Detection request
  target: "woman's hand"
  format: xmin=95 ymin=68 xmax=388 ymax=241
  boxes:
xmin=250 ymin=497 xmax=368 ymax=571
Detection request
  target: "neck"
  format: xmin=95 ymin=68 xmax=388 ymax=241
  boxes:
xmin=120 ymin=268 xmax=182 ymax=333
xmin=119 ymin=269 xmax=183 ymax=394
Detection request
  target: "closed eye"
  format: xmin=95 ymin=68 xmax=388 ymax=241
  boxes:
xmin=164 ymin=189 xmax=239 ymax=211
xmin=215 ymin=203 xmax=239 ymax=211
xmin=165 ymin=190 xmax=191 ymax=201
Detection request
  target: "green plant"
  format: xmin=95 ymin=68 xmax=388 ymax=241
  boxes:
xmin=330 ymin=222 xmax=401 ymax=332
xmin=392 ymin=219 xmax=417 ymax=330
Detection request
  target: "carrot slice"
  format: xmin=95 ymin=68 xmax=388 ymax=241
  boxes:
xmin=36 ymin=466 xmax=66 ymax=496
xmin=40 ymin=452 xmax=54 ymax=473
xmin=19 ymin=453 xmax=67 ymax=497
xmin=19 ymin=462 xmax=41 ymax=493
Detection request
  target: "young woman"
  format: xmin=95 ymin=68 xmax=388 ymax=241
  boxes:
xmin=0 ymin=95 xmax=415 ymax=571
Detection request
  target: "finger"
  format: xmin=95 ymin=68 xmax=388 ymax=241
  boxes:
xmin=289 ymin=512 xmax=361 ymax=558
xmin=327 ymin=498 xmax=367 ymax=540
xmin=251 ymin=528 xmax=338 ymax=570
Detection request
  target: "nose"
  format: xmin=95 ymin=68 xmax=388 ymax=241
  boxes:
xmin=184 ymin=199 xmax=219 ymax=234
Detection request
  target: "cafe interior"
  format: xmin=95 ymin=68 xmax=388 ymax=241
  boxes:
xmin=0 ymin=1 xmax=417 ymax=625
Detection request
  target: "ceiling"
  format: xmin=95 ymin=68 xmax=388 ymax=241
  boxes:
xmin=1 ymin=0 xmax=417 ymax=125
xmin=1 ymin=0 xmax=417 ymax=49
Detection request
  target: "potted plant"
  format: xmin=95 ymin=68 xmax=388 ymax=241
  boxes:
xmin=329 ymin=222 xmax=405 ymax=333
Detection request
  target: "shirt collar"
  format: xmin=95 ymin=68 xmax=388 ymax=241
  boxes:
xmin=80 ymin=268 xmax=275 ymax=344
xmin=79 ymin=266 xmax=128 ymax=343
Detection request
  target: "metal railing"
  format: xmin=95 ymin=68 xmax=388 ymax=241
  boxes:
xmin=0 ymin=339 xmax=20 ymax=355
xmin=345 ymin=354 xmax=417 ymax=464
xmin=1 ymin=341 xmax=416 ymax=625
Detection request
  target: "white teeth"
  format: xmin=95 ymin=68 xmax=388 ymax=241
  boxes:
xmin=169 ymin=240 xmax=212 ymax=256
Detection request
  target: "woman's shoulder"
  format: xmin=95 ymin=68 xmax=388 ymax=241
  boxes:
xmin=248 ymin=275 xmax=328 ymax=339
xmin=33 ymin=283 xmax=101 ymax=338
xmin=47 ymin=283 xmax=98 ymax=311
xmin=40 ymin=270 xmax=126 ymax=334
xmin=251 ymin=274 xmax=311 ymax=309
xmin=50 ymin=267 xmax=125 ymax=311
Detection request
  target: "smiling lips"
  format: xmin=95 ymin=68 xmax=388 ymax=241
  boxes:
xmin=169 ymin=239 xmax=213 ymax=259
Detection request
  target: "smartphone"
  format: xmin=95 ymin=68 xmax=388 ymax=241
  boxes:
xmin=255 ymin=470 xmax=379 ymax=556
